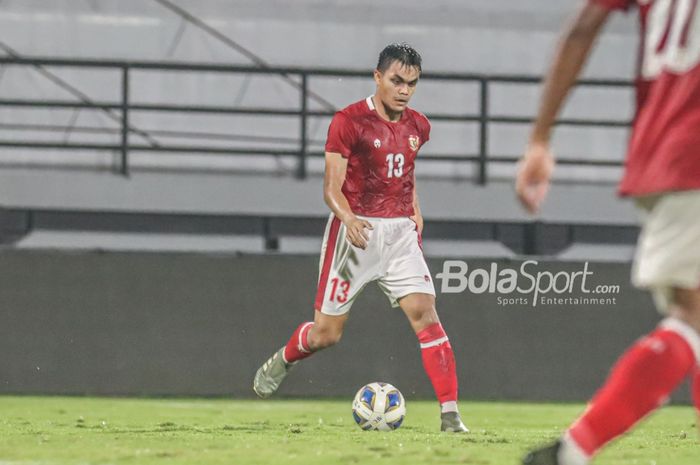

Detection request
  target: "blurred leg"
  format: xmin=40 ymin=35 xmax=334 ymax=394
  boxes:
xmin=564 ymin=287 xmax=700 ymax=461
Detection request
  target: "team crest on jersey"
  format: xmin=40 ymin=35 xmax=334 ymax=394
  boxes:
xmin=408 ymin=135 xmax=420 ymax=151
xmin=374 ymin=139 xmax=381 ymax=148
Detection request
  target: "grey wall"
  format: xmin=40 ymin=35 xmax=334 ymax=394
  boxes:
xmin=0 ymin=0 xmax=636 ymax=71
xmin=0 ymin=250 xmax=690 ymax=403
xmin=0 ymin=169 xmax=640 ymax=224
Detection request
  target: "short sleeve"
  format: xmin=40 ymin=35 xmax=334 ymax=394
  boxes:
xmin=417 ymin=113 xmax=431 ymax=146
xmin=325 ymin=112 xmax=357 ymax=158
xmin=589 ymin=0 xmax=634 ymax=11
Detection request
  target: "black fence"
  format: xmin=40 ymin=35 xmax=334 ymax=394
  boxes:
xmin=0 ymin=56 xmax=632 ymax=182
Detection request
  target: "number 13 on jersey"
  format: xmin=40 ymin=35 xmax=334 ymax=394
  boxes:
xmin=386 ymin=153 xmax=405 ymax=178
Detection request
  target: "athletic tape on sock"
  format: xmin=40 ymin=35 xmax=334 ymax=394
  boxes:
xmin=298 ymin=322 xmax=314 ymax=353
xmin=420 ymin=336 xmax=449 ymax=349
xmin=659 ymin=317 xmax=700 ymax=363
xmin=417 ymin=323 xmax=449 ymax=348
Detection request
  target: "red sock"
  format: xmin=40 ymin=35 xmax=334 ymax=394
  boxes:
xmin=417 ymin=323 xmax=458 ymax=404
xmin=283 ymin=322 xmax=315 ymax=364
xmin=568 ymin=325 xmax=696 ymax=457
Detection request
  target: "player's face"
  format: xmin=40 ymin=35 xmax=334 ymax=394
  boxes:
xmin=374 ymin=61 xmax=420 ymax=114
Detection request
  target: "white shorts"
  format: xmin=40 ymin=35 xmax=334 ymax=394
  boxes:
xmin=314 ymin=214 xmax=436 ymax=316
xmin=632 ymin=190 xmax=700 ymax=313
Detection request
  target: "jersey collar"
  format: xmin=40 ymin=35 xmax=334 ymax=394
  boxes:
xmin=366 ymin=95 xmax=406 ymax=124
xmin=365 ymin=96 xmax=375 ymax=111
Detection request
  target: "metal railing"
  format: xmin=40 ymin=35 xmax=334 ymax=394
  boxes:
xmin=0 ymin=56 xmax=633 ymax=183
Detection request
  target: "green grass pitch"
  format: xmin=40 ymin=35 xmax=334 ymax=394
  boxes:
xmin=0 ymin=396 xmax=696 ymax=464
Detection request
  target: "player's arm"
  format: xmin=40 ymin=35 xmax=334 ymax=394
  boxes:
xmin=323 ymin=151 xmax=373 ymax=249
xmin=410 ymin=174 xmax=424 ymax=235
xmin=516 ymin=1 xmax=612 ymax=214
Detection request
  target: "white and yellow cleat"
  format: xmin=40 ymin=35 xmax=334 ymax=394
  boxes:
xmin=253 ymin=347 xmax=294 ymax=398
xmin=440 ymin=411 xmax=469 ymax=433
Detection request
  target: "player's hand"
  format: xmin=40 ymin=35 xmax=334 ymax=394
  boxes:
xmin=516 ymin=142 xmax=555 ymax=214
xmin=344 ymin=217 xmax=373 ymax=249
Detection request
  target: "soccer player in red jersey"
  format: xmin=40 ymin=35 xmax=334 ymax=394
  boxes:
xmin=516 ymin=1 xmax=700 ymax=464
xmin=253 ymin=43 xmax=468 ymax=432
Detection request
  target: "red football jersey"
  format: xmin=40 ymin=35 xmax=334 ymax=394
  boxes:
xmin=592 ymin=0 xmax=700 ymax=196
xmin=325 ymin=97 xmax=431 ymax=217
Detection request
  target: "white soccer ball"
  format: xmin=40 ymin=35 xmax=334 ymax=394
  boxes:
xmin=351 ymin=382 xmax=406 ymax=431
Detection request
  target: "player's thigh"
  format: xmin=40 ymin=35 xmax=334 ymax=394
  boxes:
xmin=633 ymin=191 xmax=700 ymax=313
xmin=398 ymin=292 xmax=440 ymax=333
xmin=378 ymin=219 xmax=436 ymax=330
xmin=315 ymin=215 xmax=380 ymax=316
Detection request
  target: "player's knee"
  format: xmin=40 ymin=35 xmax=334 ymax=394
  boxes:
xmin=671 ymin=288 xmax=700 ymax=333
xmin=408 ymin=305 xmax=439 ymax=331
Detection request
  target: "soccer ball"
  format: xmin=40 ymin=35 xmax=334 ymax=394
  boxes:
xmin=351 ymin=382 xmax=406 ymax=431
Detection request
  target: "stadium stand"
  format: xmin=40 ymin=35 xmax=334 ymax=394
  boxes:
xmin=0 ymin=0 xmax=642 ymax=258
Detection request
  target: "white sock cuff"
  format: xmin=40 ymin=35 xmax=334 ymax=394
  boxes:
xmin=440 ymin=401 xmax=458 ymax=414
xmin=659 ymin=317 xmax=700 ymax=363
xmin=420 ymin=336 xmax=449 ymax=349
xmin=559 ymin=431 xmax=590 ymax=465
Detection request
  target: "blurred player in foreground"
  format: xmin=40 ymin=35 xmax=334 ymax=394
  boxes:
xmin=516 ymin=1 xmax=700 ymax=464
xmin=253 ymin=43 xmax=468 ymax=432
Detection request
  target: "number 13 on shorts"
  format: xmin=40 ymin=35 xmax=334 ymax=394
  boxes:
xmin=329 ymin=278 xmax=350 ymax=303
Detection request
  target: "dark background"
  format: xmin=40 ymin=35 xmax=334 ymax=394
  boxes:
xmin=0 ymin=250 xmax=688 ymax=403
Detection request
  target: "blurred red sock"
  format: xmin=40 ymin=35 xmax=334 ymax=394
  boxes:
xmin=568 ymin=322 xmax=697 ymax=456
